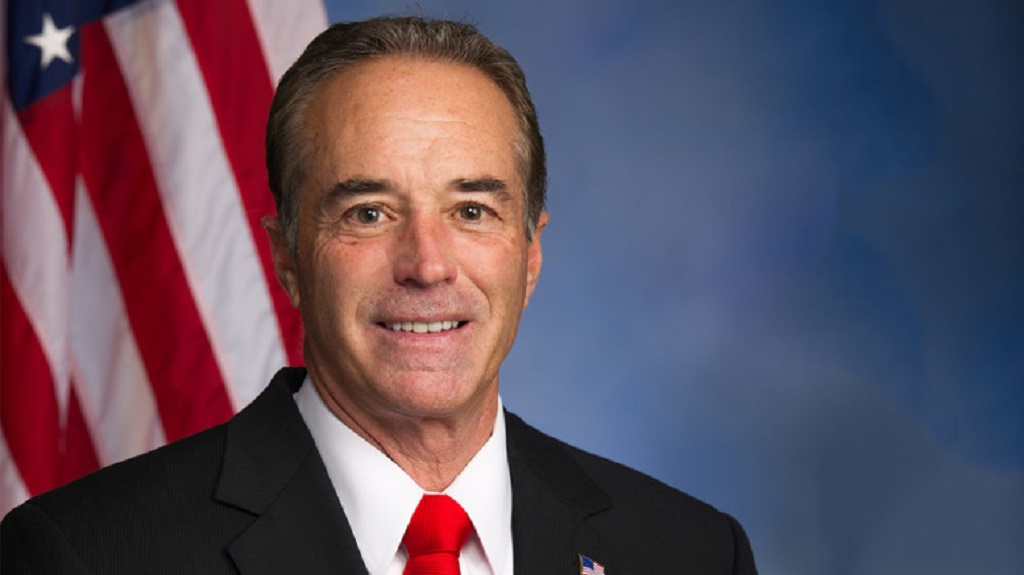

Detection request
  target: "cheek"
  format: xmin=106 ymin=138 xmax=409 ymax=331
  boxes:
xmin=307 ymin=240 xmax=393 ymax=314
xmin=463 ymin=241 xmax=529 ymax=310
xmin=301 ymin=242 xmax=357 ymax=315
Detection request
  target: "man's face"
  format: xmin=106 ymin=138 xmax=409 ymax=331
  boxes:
xmin=268 ymin=57 xmax=546 ymax=423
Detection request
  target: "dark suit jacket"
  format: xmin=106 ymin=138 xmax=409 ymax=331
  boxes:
xmin=1 ymin=367 xmax=756 ymax=574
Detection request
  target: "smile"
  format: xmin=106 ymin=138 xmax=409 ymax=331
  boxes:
xmin=382 ymin=321 xmax=465 ymax=334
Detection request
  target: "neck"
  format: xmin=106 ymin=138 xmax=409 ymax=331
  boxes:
xmin=309 ymin=370 xmax=499 ymax=493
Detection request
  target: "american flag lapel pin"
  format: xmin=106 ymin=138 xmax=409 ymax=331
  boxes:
xmin=579 ymin=554 xmax=606 ymax=575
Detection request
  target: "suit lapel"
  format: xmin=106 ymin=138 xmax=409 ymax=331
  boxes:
xmin=505 ymin=412 xmax=613 ymax=575
xmin=217 ymin=368 xmax=368 ymax=574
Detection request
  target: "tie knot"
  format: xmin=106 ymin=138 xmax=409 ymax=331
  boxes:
xmin=402 ymin=494 xmax=473 ymax=575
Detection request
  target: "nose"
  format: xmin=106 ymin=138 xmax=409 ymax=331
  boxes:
xmin=393 ymin=212 xmax=458 ymax=287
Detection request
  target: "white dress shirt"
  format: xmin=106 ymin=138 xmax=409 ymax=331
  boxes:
xmin=294 ymin=377 xmax=514 ymax=575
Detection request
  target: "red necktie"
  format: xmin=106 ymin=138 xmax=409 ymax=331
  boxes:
xmin=402 ymin=494 xmax=473 ymax=575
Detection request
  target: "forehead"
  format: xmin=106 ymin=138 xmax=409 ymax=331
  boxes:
xmin=303 ymin=56 xmax=519 ymax=175
xmin=315 ymin=56 xmax=513 ymax=113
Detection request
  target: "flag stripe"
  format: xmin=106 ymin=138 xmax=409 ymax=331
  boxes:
xmin=104 ymin=0 xmax=285 ymax=410
xmin=175 ymin=0 xmax=303 ymax=374
xmin=2 ymin=89 xmax=76 ymax=498
xmin=169 ymin=0 xmax=301 ymax=401
xmin=0 ymin=432 xmax=31 ymax=516
xmin=0 ymin=267 xmax=62 ymax=496
xmin=3 ymin=94 xmax=72 ymax=409
xmin=246 ymin=0 xmax=327 ymax=84
xmin=77 ymin=21 xmax=234 ymax=441
xmin=13 ymin=90 xmax=76 ymax=248
xmin=71 ymin=184 xmax=167 ymax=465
xmin=60 ymin=386 xmax=101 ymax=485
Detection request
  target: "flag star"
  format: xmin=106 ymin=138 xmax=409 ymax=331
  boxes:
xmin=24 ymin=13 xmax=76 ymax=69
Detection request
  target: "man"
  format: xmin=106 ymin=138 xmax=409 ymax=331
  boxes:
xmin=2 ymin=17 xmax=757 ymax=574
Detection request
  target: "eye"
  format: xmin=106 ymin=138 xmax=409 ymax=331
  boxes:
xmin=459 ymin=205 xmax=482 ymax=221
xmin=457 ymin=204 xmax=487 ymax=221
xmin=352 ymin=206 xmax=382 ymax=224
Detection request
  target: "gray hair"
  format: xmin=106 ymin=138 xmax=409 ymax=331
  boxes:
xmin=265 ymin=16 xmax=547 ymax=253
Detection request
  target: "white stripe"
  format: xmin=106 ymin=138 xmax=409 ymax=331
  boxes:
xmin=247 ymin=0 xmax=327 ymax=84
xmin=104 ymin=1 xmax=286 ymax=409
xmin=0 ymin=433 xmax=30 ymax=517
xmin=70 ymin=183 xmax=167 ymax=465
xmin=1 ymin=97 xmax=71 ymax=413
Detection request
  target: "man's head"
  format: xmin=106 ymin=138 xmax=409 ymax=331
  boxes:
xmin=266 ymin=17 xmax=546 ymax=253
xmin=263 ymin=17 xmax=549 ymax=427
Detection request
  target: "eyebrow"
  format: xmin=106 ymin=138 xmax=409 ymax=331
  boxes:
xmin=328 ymin=177 xmax=513 ymax=201
xmin=329 ymin=178 xmax=395 ymax=197
xmin=454 ymin=177 xmax=513 ymax=203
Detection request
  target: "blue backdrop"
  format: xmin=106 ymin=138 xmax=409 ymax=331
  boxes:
xmin=322 ymin=1 xmax=1024 ymax=572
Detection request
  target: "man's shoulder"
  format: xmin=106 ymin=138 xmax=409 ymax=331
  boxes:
xmin=5 ymin=367 xmax=308 ymax=524
xmin=0 ymin=368 xmax=310 ymax=573
xmin=504 ymin=410 xmax=718 ymax=514
xmin=0 ymin=421 xmax=242 ymax=573
xmin=504 ymin=410 xmax=756 ymax=572
xmin=0 ymin=420 xmax=233 ymax=566
xmin=16 ymin=419 xmax=229 ymax=519
xmin=565 ymin=436 xmax=725 ymax=516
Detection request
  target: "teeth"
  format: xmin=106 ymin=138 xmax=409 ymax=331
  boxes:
xmin=386 ymin=321 xmax=461 ymax=333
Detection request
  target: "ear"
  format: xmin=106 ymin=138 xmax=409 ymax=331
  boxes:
xmin=263 ymin=215 xmax=301 ymax=308
xmin=523 ymin=210 xmax=549 ymax=308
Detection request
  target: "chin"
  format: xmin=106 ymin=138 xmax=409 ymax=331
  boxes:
xmin=381 ymin=372 xmax=492 ymax=417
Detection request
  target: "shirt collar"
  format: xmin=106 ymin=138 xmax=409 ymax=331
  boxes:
xmin=294 ymin=376 xmax=512 ymax=575
xmin=444 ymin=401 xmax=512 ymax=575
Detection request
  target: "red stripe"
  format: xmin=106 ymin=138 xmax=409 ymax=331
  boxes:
xmin=0 ymin=266 xmax=61 ymax=495
xmin=176 ymin=0 xmax=304 ymax=365
xmin=15 ymin=87 xmax=76 ymax=246
xmin=60 ymin=384 xmax=101 ymax=484
xmin=77 ymin=22 xmax=233 ymax=441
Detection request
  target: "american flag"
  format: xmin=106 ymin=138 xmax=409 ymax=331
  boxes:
xmin=1 ymin=0 xmax=325 ymax=516
xmin=580 ymin=554 xmax=606 ymax=575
